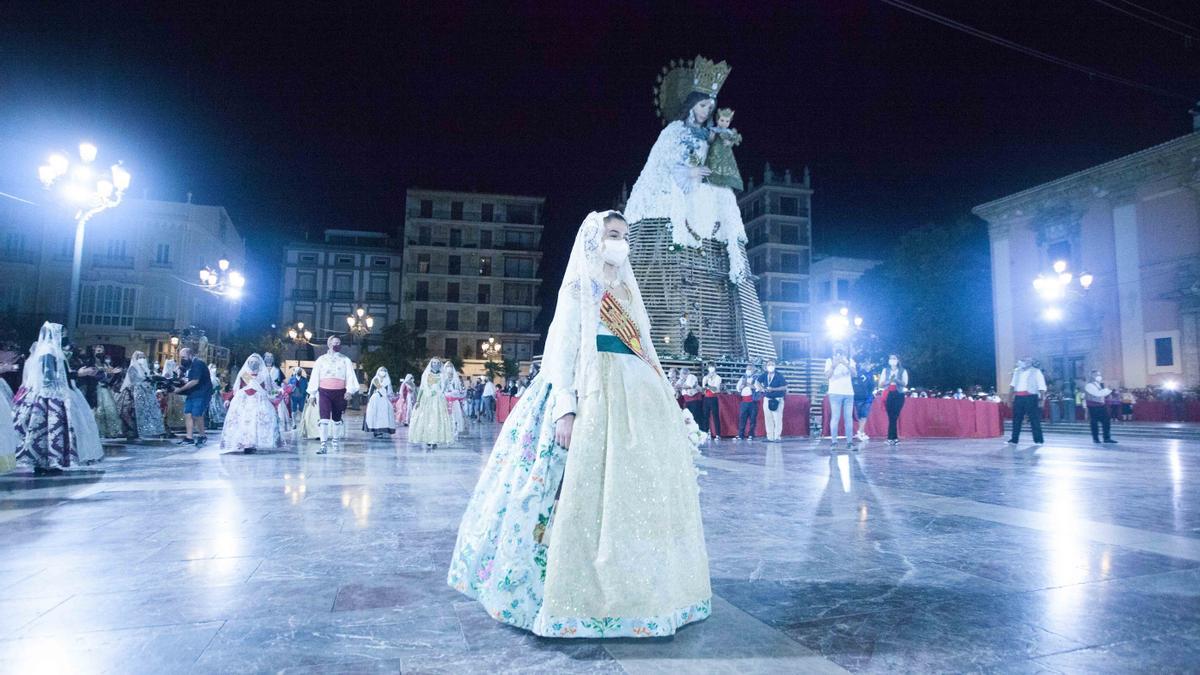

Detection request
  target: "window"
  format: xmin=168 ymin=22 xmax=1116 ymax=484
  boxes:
xmin=836 ymin=279 xmax=850 ymax=300
xmin=479 ymin=256 xmax=492 ymax=276
xmin=335 ymin=254 xmax=353 ymax=266
xmin=477 ymin=284 xmax=491 ymax=303
xmin=154 ymin=243 xmax=171 ymax=265
xmin=414 ymin=308 xmax=428 ymax=330
xmin=505 ymin=230 xmax=535 ymax=249
xmin=782 ymin=339 xmax=808 ymax=360
xmin=297 ymin=272 xmax=316 ymax=290
xmin=3 ymin=232 xmax=26 ymax=254
xmin=450 ymin=228 xmax=462 ymax=247
xmin=779 ymin=225 xmax=800 ymax=245
xmin=415 ymin=281 xmax=429 ymax=301
xmin=417 ymin=253 xmax=431 ymax=273
xmin=504 ymin=257 xmax=534 ymax=278
xmin=446 ymin=310 xmax=459 ymax=330
xmin=481 ymin=203 xmax=494 ymax=222
xmin=503 ymin=310 xmax=533 ymax=332
xmin=445 ymin=337 xmax=459 ymax=358
xmin=369 ymin=274 xmax=388 ymax=294
xmin=1155 ymin=338 xmax=1173 ymax=367
xmin=448 ymin=255 xmax=461 ymax=275
xmin=333 ymin=273 xmax=352 ymax=292
xmin=294 ymin=309 xmax=315 ymax=327
xmin=79 ymin=284 xmax=137 ymax=327
xmin=106 ymin=239 xmax=127 ymax=258
xmin=447 ymin=282 xmax=460 ymax=303
xmin=418 ymin=226 xmax=431 ymax=245
xmin=372 ymin=256 xmax=389 ymax=268
xmin=507 ymin=204 xmax=534 ymax=224
xmin=477 ymin=311 xmax=490 ymax=331
xmin=504 ymin=284 xmax=533 ymax=305
xmin=144 ymin=293 xmax=168 ymax=319
xmin=779 ymin=253 xmax=800 ymax=272
xmin=419 ymin=200 xmax=433 ymax=217
xmin=780 ymin=281 xmax=801 ymax=302
xmin=821 ymin=281 xmax=831 ymax=302
xmin=451 ymin=201 xmax=463 ymax=220
xmin=778 ymin=197 xmax=799 ymax=216
xmin=480 ymin=230 xmax=493 ymax=248
xmin=299 ymin=253 xmax=317 ymax=264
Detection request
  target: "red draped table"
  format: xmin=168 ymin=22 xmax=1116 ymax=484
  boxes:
xmin=822 ymin=396 xmax=1002 ymax=439
xmin=1133 ymin=399 xmax=1200 ymax=422
xmin=495 ymin=393 xmax=518 ymax=423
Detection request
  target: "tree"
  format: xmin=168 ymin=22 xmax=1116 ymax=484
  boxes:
xmin=359 ymin=321 xmax=426 ymax=382
xmin=851 ymin=219 xmax=995 ymax=390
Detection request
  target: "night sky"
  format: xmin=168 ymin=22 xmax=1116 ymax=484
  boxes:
xmin=2 ymin=1 xmax=1197 ymax=326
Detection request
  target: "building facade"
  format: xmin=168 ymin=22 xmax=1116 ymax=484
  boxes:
xmin=278 ymin=229 xmax=403 ymax=361
xmin=809 ymin=255 xmax=882 ymax=356
xmin=0 ymin=196 xmax=246 ymax=365
xmin=740 ymin=165 xmax=814 ymax=362
xmin=974 ymin=125 xmax=1200 ymax=394
xmin=401 ymin=189 xmax=544 ymax=374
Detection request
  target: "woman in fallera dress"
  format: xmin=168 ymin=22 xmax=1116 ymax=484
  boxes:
xmin=408 ymin=357 xmax=455 ymax=449
xmin=117 ymin=352 xmax=166 ymax=440
xmin=219 ymin=354 xmax=283 ymax=454
xmin=394 ymin=373 xmax=415 ymax=426
xmin=448 ymin=211 xmax=711 ymax=638
xmin=364 ymin=367 xmax=396 ymax=438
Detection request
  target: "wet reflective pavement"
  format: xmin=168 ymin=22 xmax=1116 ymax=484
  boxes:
xmin=0 ymin=417 xmax=1197 ymax=673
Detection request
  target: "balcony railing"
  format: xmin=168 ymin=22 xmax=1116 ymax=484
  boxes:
xmin=328 ymin=291 xmax=354 ymax=300
xmin=292 ymin=289 xmax=318 ymax=300
xmin=93 ymin=254 xmax=134 ymax=269
xmin=134 ymin=317 xmax=174 ymax=331
xmin=0 ymin=249 xmax=37 ymax=263
xmin=365 ymin=292 xmax=392 ymax=302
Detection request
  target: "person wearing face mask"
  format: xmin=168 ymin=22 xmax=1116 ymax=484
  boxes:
xmin=409 ymin=357 xmax=455 ymax=449
xmin=1084 ymin=370 xmax=1118 ymax=445
xmin=701 ymin=363 xmax=722 ymax=440
xmin=879 ymin=355 xmax=909 ymax=446
xmin=677 ymin=366 xmax=704 ymax=433
xmin=306 ymin=335 xmax=360 ymax=454
xmin=1007 ymin=356 xmax=1046 ymax=446
xmin=172 ymin=347 xmax=213 ymax=447
xmin=758 ymin=358 xmax=788 ymax=442
xmin=220 ymin=353 xmax=283 ymax=454
xmin=117 ymin=351 xmax=166 ymax=440
xmin=735 ymin=364 xmax=760 ymax=440
xmin=824 ymin=345 xmax=857 ymax=450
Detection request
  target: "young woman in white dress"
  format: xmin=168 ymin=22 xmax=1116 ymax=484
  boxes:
xmin=364 ymin=367 xmax=396 ymax=438
xmin=449 ymin=211 xmax=711 ymax=638
xmin=219 ymin=354 xmax=283 ymax=454
xmin=408 ymin=358 xmax=455 ymax=449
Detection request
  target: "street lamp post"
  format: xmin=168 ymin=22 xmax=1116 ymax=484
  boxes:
xmin=346 ymin=306 xmax=374 ymax=343
xmin=480 ymin=336 xmax=502 ymax=359
xmin=287 ymin=321 xmax=313 ymax=345
xmin=38 ymin=143 xmax=132 ymax=339
xmin=1033 ymin=259 xmax=1095 ymax=414
xmin=197 ymin=258 xmax=246 ymax=349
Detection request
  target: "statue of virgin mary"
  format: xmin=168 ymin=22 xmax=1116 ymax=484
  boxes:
xmin=624 ymin=55 xmax=748 ymax=283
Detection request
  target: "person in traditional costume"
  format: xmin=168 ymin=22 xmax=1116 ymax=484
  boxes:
xmin=448 ymin=211 xmax=711 ymax=638
xmin=92 ymin=355 xmax=124 ymax=439
xmin=705 ymin=108 xmax=743 ymax=192
xmin=443 ymin=362 xmax=467 ymax=437
xmin=298 ymin=391 xmax=321 ymax=440
xmin=364 ymin=367 xmax=397 ymax=438
xmin=161 ymin=359 xmax=186 ymax=432
xmin=117 ymin=351 xmax=166 ymax=440
xmin=13 ymin=322 xmax=105 ymax=475
xmin=306 ymin=335 xmax=359 ymax=454
xmin=394 ymin=373 xmax=415 ymax=426
xmin=262 ymin=353 xmax=293 ymax=433
xmin=408 ymin=357 xmax=454 ymax=449
xmin=207 ymin=363 xmax=226 ymax=428
xmin=624 ymin=55 xmax=747 ymax=283
xmin=219 ymin=354 xmax=283 ymax=454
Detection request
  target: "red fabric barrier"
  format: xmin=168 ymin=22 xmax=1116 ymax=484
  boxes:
xmin=495 ymin=393 xmax=517 ymax=423
xmin=1133 ymin=399 xmax=1200 ymax=422
xmin=822 ymin=396 xmax=1002 ymax=439
xmin=683 ymin=393 xmax=810 ymax=438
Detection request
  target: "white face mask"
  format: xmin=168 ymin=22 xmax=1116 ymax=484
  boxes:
xmin=889 ymin=359 xmax=898 ymax=367
xmin=600 ymin=239 xmax=629 ymax=266
xmin=708 ymin=367 xmax=716 ymax=374
xmin=766 ymin=365 xmax=776 ymax=373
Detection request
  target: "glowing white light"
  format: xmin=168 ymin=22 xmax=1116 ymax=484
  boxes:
xmin=78 ymin=142 xmax=98 ymax=163
xmin=96 ymin=180 xmax=114 ymax=198
xmin=1042 ymin=306 xmax=1064 ymax=322
xmin=111 ymin=164 xmax=131 ymax=190
xmin=61 ymin=183 xmax=90 ymax=203
xmin=839 ymin=306 xmax=849 ymax=316
xmin=1059 ymin=272 xmax=1073 ymax=285
xmin=72 ymin=165 xmax=93 ymax=182
xmin=1053 ymin=260 xmax=1067 ymax=274
xmin=346 ymin=315 xmax=356 ymax=327
xmin=1033 ymin=276 xmax=1046 ymax=292
xmin=296 ymin=322 xmax=304 ymax=330
xmin=229 ymin=271 xmax=245 ymax=288
xmin=1163 ymin=380 xmax=1179 ymax=391
xmin=48 ymin=154 xmax=70 ymax=175
xmin=226 ymin=287 xmax=243 ymax=300
xmin=1079 ymin=272 xmax=1094 ymax=289
xmin=218 ymin=258 xmax=230 ymax=271
xmin=38 ymin=165 xmax=56 ymax=185
xmin=356 ymin=307 xmax=365 ymax=317
xmin=199 ymin=269 xmax=212 ymax=284
xmin=854 ymin=315 xmax=863 ymax=328
xmin=365 ymin=317 xmax=375 ymax=328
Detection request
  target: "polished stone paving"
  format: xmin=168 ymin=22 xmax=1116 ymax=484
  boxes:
xmin=1 ymin=416 xmax=1198 ymax=673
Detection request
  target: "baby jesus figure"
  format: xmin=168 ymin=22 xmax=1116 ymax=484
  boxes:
xmin=705 ymin=108 xmax=744 ymax=192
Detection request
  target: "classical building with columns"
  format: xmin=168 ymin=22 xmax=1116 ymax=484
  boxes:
xmin=974 ymin=124 xmax=1200 ymax=394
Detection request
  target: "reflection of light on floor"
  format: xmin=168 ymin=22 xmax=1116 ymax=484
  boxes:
xmin=188 ymin=485 xmax=245 ymax=560
xmin=838 ymin=454 xmax=851 ymax=493
xmin=858 ymin=503 xmax=869 ymax=526
xmin=1045 ymin=468 xmax=1090 ymax=591
xmin=764 ymin=446 xmax=783 ymax=488
xmin=283 ymin=472 xmax=307 ymax=505
xmin=342 ymin=488 xmax=372 ymax=528
xmin=1169 ymin=444 xmax=1183 ymax=533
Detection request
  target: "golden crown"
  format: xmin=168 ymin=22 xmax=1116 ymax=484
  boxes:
xmin=691 ymin=55 xmax=731 ymax=97
xmin=653 ymin=55 xmax=733 ymax=125
xmin=717 ymin=108 xmax=735 ymax=119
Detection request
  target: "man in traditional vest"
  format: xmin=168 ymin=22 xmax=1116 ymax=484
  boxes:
xmin=306 ymin=335 xmax=360 ymax=454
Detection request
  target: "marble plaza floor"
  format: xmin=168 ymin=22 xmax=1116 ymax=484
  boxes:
xmin=0 ymin=417 xmax=1198 ymax=674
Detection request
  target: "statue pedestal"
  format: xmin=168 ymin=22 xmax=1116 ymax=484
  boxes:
xmin=629 ymin=218 xmax=776 ymax=362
